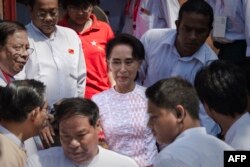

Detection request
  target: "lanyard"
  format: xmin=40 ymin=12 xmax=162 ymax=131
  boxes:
xmin=125 ymin=0 xmax=141 ymax=19
xmin=133 ymin=0 xmax=141 ymax=22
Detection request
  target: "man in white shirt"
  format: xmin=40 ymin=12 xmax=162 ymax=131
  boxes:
xmin=138 ymin=0 xmax=219 ymax=135
xmin=26 ymin=98 xmax=139 ymax=167
xmin=18 ymin=0 xmax=87 ymax=108
xmin=16 ymin=0 xmax=87 ymax=147
xmin=195 ymin=60 xmax=250 ymax=150
xmin=0 ymin=80 xmax=49 ymax=167
xmin=206 ymin=0 xmax=250 ymax=61
xmin=146 ymin=77 xmax=234 ymax=167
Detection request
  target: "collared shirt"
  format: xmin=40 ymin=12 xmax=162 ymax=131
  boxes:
xmin=225 ymin=112 xmax=250 ymax=150
xmin=16 ymin=22 xmax=86 ymax=107
xmin=58 ymin=14 xmax=114 ymax=99
xmin=0 ymin=69 xmax=14 ymax=86
xmin=139 ymin=28 xmax=217 ymax=87
xmin=92 ymin=84 xmax=157 ymax=167
xmin=206 ymin=0 xmax=250 ymax=57
xmin=0 ymin=74 xmax=40 ymax=157
xmin=0 ymin=125 xmax=25 ymax=149
xmin=138 ymin=28 xmax=220 ymax=136
xmin=154 ymin=127 xmax=234 ymax=167
xmin=0 ymin=125 xmax=27 ymax=167
xmin=26 ymin=146 xmax=139 ymax=167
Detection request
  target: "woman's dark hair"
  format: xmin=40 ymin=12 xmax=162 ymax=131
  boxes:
xmin=0 ymin=79 xmax=46 ymax=122
xmin=106 ymin=33 xmax=145 ymax=61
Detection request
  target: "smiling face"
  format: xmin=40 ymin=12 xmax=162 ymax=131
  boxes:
xmin=147 ymin=100 xmax=180 ymax=145
xmin=0 ymin=30 xmax=30 ymax=76
xmin=60 ymin=115 xmax=99 ymax=164
xmin=175 ymin=12 xmax=211 ymax=57
xmin=108 ymin=44 xmax=141 ymax=93
xmin=30 ymin=0 xmax=59 ymax=37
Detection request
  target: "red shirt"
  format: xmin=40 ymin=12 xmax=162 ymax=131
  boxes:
xmin=58 ymin=14 xmax=114 ymax=99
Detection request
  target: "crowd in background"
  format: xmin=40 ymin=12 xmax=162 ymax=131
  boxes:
xmin=0 ymin=0 xmax=250 ymax=167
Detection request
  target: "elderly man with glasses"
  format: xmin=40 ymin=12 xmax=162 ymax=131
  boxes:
xmin=16 ymin=0 xmax=87 ymax=149
xmin=0 ymin=20 xmax=32 ymax=86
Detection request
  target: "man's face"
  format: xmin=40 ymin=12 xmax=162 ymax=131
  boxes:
xmin=34 ymin=101 xmax=49 ymax=134
xmin=147 ymin=100 xmax=180 ymax=145
xmin=60 ymin=115 xmax=99 ymax=165
xmin=175 ymin=12 xmax=211 ymax=57
xmin=30 ymin=0 xmax=59 ymax=37
xmin=0 ymin=30 xmax=30 ymax=76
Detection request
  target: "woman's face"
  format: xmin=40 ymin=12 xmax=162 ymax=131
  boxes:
xmin=67 ymin=4 xmax=93 ymax=25
xmin=108 ymin=44 xmax=141 ymax=93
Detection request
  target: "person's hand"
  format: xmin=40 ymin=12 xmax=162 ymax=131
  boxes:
xmin=40 ymin=123 xmax=55 ymax=148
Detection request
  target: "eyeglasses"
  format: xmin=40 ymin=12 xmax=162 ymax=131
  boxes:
xmin=36 ymin=9 xmax=59 ymax=20
xmin=12 ymin=45 xmax=34 ymax=55
xmin=68 ymin=5 xmax=92 ymax=13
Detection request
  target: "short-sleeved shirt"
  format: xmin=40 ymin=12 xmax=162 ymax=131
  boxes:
xmin=58 ymin=14 xmax=114 ymax=99
xmin=26 ymin=146 xmax=139 ymax=167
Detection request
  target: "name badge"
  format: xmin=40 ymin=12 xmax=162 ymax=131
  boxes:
xmin=213 ymin=16 xmax=227 ymax=38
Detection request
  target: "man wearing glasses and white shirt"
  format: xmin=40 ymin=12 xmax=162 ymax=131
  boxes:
xmin=16 ymin=0 xmax=87 ymax=148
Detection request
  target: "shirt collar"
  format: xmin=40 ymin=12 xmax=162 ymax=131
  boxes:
xmin=59 ymin=14 xmax=100 ymax=35
xmin=176 ymin=127 xmax=207 ymax=140
xmin=0 ymin=125 xmax=25 ymax=149
xmin=164 ymin=29 xmax=208 ymax=65
xmin=225 ymin=112 xmax=250 ymax=141
xmin=30 ymin=21 xmax=57 ymax=40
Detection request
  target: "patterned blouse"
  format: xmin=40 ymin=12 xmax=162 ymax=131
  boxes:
xmin=92 ymin=84 xmax=157 ymax=167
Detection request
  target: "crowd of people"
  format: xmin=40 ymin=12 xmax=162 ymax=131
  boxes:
xmin=0 ymin=0 xmax=249 ymax=167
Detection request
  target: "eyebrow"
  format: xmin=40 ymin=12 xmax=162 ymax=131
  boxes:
xmin=60 ymin=129 xmax=88 ymax=134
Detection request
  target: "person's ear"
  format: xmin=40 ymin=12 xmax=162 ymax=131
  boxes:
xmin=175 ymin=20 xmax=180 ymax=34
xmin=175 ymin=20 xmax=179 ymax=29
xmin=28 ymin=4 xmax=33 ymax=14
xmin=28 ymin=107 xmax=40 ymax=122
xmin=203 ymin=102 xmax=213 ymax=118
xmin=174 ymin=105 xmax=185 ymax=123
xmin=95 ymin=119 xmax=101 ymax=131
xmin=107 ymin=60 xmax=112 ymax=71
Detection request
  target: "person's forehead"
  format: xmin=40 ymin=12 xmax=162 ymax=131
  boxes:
xmin=60 ymin=115 xmax=91 ymax=127
xmin=6 ymin=31 xmax=28 ymax=44
xmin=181 ymin=12 xmax=210 ymax=23
xmin=179 ymin=12 xmax=211 ymax=30
xmin=33 ymin=0 xmax=58 ymax=9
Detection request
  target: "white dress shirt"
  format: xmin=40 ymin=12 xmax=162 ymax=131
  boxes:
xmin=207 ymin=0 xmax=250 ymax=57
xmin=138 ymin=28 xmax=217 ymax=87
xmin=225 ymin=112 xmax=250 ymax=150
xmin=154 ymin=127 xmax=234 ymax=167
xmin=138 ymin=28 xmax=220 ymax=136
xmin=17 ymin=22 xmax=86 ymax=107
xmin=26 ymin=146 xmax=139 ymax=167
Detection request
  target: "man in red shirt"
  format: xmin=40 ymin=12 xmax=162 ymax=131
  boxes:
xmin=58 ymin=0 xmax=114 ymax=99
